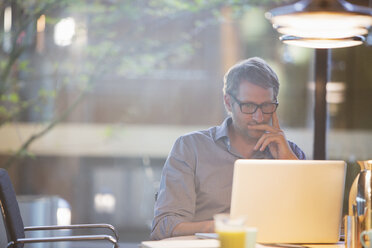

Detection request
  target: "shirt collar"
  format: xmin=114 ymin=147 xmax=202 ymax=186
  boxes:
xmin=214 ymin=117 xmax=273 ymax=159
xmin=215 ymin=117 xmax=232 ymax=141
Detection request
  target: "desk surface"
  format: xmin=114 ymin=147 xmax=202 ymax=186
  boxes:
xmin=141 ymin=235 xmax=345 ymax=248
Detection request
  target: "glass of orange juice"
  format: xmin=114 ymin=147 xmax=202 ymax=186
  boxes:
xmin=214 ymin=213 xmax=257 ymax=248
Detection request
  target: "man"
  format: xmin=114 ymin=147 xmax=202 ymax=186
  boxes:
xmin=150 ymin=57 xmax=305 ymax=240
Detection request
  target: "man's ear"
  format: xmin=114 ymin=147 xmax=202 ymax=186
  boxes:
xmin=224 ymin=94 xmax=232 ymax=112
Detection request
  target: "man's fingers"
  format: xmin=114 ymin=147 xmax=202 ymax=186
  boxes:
xmin=254 ymin=134 xmax=267 ymax=151
xmin=272 ymin=112 xmax=280 ymax=129
xmin=254 ymin=133 xmax=277 ymax=151
xmin=259 ymin=137 xmax=275 ymax=151
xmin=254 ymin=133 xmax=287 ymax=151
xmin=248 ymin=124 xmax=277 ymax=133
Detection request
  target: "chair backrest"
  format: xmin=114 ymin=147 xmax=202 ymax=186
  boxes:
xmin=0 ymin=168 xmax=25 ymax=247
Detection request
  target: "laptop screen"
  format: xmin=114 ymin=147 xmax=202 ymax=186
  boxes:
xmin=230 ymin=159 xmax=346 ymax=244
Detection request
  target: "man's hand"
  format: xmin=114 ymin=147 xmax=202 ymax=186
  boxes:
xmin=248 ymin=112 xmax=298 ymax=159
xmin=172 ymin=220 xmax=215 ymax=237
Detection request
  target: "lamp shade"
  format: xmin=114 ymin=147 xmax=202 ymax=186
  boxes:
xmin=266 ymin=0 xmax=372 ymax=48
xmin=280 ymin=35 xmax=365 ymax=49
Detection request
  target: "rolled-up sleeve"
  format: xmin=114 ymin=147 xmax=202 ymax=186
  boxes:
xmin=150 ymin=136 xmax=197 ymax=240
xmin=288 ymin=141 xmax=306 ymax=160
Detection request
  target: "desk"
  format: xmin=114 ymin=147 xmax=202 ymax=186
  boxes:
xmin=141 ymin=235 xmax=345 ymax=248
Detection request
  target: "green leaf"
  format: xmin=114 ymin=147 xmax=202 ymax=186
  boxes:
xmin=45 ymin=15 xmax=60 ymax=25
xmin=18 ymin=60 xmax=30 ymax=72
xmin=0 ymin=61 xmax=7 ymax=71
xmin=39 ymin=89 xmax=56 ymax=99
xmin=0 ymin=93 xmax=20 ymax=103
xmin=33 ymin=106 xmax=41 ymax=113
xmin=8 ymin=93 xmax=19 ymax=103
xmin=104 ymin=126 xmax=114 ymax=138
xmin=0 ymin=106 xmax=9 ymax=115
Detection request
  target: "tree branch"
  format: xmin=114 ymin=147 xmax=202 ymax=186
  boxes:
xmin=1 ymin=86 xmax=87 ymax=169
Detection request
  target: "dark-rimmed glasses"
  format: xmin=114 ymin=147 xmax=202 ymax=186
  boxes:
xmin=229 ymin=94 xmax=278 ymax=114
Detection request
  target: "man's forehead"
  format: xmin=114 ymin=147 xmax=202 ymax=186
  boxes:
xmin=236 ymin=82 xmax=275 ymax=101
xmin=237 ymin=81 xmax=274 ymax=93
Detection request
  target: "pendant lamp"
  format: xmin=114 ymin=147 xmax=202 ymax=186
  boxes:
xmin=266 ymin=0 xmax=372 ymax=48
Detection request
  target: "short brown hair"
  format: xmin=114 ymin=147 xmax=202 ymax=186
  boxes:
xmin=223 ymin=57 xmax=279 ymax=100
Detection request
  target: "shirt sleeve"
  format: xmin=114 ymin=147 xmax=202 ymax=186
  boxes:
xmin=288 ymin=140 xmax=306 ymax=160
xmin=150 ymin=136 xmax=197 ymax=240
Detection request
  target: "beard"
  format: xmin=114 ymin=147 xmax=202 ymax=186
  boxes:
xmin=241 ymin=121 xmax=268 ymax=140
xmin=246 ymin=128 xmax=265 ymax=140
xmin=230 ymin=113 xmax=271 ymax=141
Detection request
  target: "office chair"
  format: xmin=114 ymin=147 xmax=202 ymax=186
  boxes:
xmin=0 ymin=168 xmax=119 ymax=248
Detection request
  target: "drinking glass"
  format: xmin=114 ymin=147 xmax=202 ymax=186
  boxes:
xmin=214 ymin=213 xmax=257 ymax=248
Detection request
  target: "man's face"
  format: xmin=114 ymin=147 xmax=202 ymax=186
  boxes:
xmin=225 ymin=81 xmax=275 ymax=140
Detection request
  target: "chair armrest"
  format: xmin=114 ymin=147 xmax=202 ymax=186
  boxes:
xmin=8 ymin=234 xmax=118 ymax=248
xmin=24 ymin=223 xmax=119 ymax=241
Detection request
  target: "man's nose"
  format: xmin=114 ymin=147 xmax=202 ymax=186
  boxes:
xmin=252 ymin=107 xmax=264 ymax=122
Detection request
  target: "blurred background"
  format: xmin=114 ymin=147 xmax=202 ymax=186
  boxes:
xmin=0 ymin=0 xmax=371 ymax=245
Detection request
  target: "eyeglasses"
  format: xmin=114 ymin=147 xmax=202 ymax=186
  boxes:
xmin=229 ymin=94 xmax=278 ymax=114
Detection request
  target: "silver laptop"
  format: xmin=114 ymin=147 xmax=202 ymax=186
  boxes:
xmin=230 ymin=159 xmax=346 ymax=244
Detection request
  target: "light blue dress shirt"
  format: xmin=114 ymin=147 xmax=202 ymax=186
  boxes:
xmin=151 ymin=117 xmax=305 ymax=240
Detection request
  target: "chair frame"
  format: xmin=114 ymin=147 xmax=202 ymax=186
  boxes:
xmin=1 ymin=205 xmax=120 ymax=248
xmin=0 ymin=168 xmax=119 ymax=248
xmin=11 ymin=224 xmax=119 ymax=247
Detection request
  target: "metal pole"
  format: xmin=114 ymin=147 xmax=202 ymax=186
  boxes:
xmin=313 ymin=49 xmax=330 ymax=160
